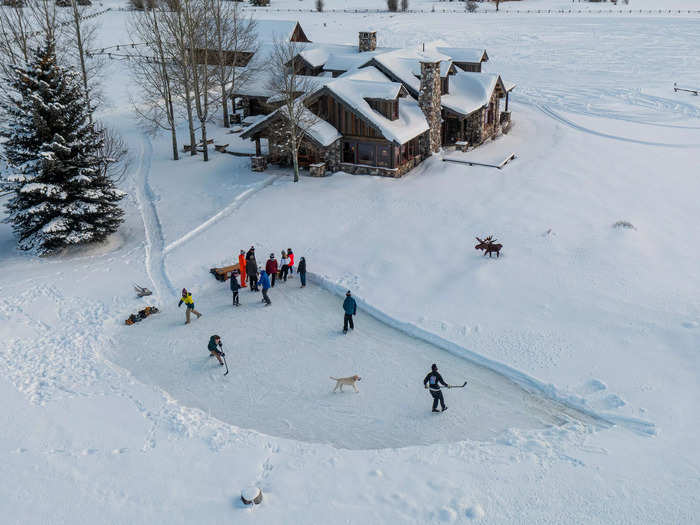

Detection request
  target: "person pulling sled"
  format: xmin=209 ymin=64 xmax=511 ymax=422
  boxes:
xmin=424 ymin=363 xmax=449 ymax=412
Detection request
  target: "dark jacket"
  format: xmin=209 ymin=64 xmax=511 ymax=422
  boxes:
xmin=424 ymin=371 xmax=448 ymax=390
xmin=297 ymin=258 xmax=306 ymax=273
xmin=259 ymin=270 xmax=271 ymax=290
xmin=266 ymin=259 xmax=278 ymax=274
xmin=208 ymin=336 xmax=221 ymax=353
xmin=229 ymin=274 xmax=240 ymax=292
xmin=246 ymin=248 xmax=255 ymax=260
xmin=343 ymin=296 xmax=357 ymax=315
xmin=246 ymin=258 xmax=258 ymax=276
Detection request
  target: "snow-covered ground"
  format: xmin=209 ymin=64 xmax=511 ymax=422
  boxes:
xmin=1 ymin=1 xmax=700 ymax=523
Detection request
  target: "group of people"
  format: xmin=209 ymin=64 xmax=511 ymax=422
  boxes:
xmin=230 ymin=246 xmax=307 ymax=307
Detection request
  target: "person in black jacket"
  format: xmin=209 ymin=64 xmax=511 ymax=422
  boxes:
xmin=229 ymin=272 xmax=240 ymax=306
xmin=208 ymin=335 xmax=225 ymax=366
xmin=297 ymin=257 xmax=307 ymax=288
xmin=424 ymin=363 xmax=449 ymax=412
xmin=246 ymin=256 xmax=259 ymax=291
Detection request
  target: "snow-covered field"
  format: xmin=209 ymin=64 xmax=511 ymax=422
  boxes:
xmin=1 ymin=1 xmax=700 ymax=523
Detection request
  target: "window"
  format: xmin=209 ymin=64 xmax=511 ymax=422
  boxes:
xmin=357 ymin=143 xmax=375 ymax=165
xmin=441 ymin=76 xmax=449 ymax=95
xmin=377 ymin=145 xmax=391 ymax=168
xmin=342 ymin=142 xmax=356 ymax=163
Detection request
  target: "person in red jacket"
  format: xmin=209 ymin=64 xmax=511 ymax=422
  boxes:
xmin=287 ymin=248 xmax=295 ymax=277
xmin=238 ymin=250 xmax=247 ymax=287
xmin=266 ymin=253 xmax=278 ymax=287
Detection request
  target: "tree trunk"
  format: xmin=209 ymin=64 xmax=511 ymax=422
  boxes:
xmin=291 ymin=133 xmax=299 ymax=183
xmin=183 ymin=85 xmax=197 ymax=156
xmin=222 ymin=84 xmax=230 ymax=127
xmin=201 ymin=120 xmax=209 ymax=162
xmin=170 ymin=124 xmax=179 ymax=161
xmin=70 ymin=0 xmax=92 ymax=125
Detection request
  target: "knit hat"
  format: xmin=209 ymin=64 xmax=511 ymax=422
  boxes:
xmin=240 ymin=250 xmax=244 ymax=254
xmin=182 ymin=288 xmax=187 ymax=296
xmin=431 ymin=363 xmax=437 ymax=371
xmin=270 ymin=253 xmax=275 ymax=258
xmin=346 ymin=290 xmax=351 ymax=296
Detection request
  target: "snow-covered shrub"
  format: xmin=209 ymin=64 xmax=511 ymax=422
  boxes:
xmin=0 ymin=38 xmax=125 ymax=255
xmin=387 ymin=0 xmax=398 ymax=12
xmin=129 ymin=0 xmax=156 ymax=10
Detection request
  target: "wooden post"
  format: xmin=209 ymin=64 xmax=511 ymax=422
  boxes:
xmin=461 ymin=118 xmax=466 ymax=142
xmin=255 ymin=137 xmax=261 ymax=156
xmin=505 ymin=91 xmax=510 ymax=112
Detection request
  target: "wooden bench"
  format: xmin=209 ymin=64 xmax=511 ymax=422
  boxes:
xmin=214 ymin=144 xmax=229 ymax=153
xmin=455 ymin=141 xmax=469 ymax=152
xmin=209 ymin=263 xmax=240 ymax=282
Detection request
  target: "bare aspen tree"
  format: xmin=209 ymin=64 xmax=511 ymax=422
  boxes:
xmin=161 ymin=4 xmax=198 ymax=156
xmin=211 ymin=0 xmax=257 ymax=128
xmin=267 ymin=39 xmax=320 ymax=183
xmin=181 ymin=0 xmax=216 ymax=161
xmin=128 ymin=6 xmax=179 ymax=160
xmin=68 ymin=0 xmax=93 ymax=122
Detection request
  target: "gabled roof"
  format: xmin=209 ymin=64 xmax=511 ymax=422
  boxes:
xmin=241 ymin=103 xmax=342 ymax=148
xmin=338 ymin=65 xmax=392 ymax=83
xmin=231 ymin=70 xmax=333 ymax=100
xmin=435 ymin=47 xmax=489 ymax=64
xmin=254 ymin=20 xmax=309 ymax=44
xmin=369 ymin=48 xmax=453 ymax=95
xmin=321 ymin=78 xmax=428 ymax=144
xmin=441 ymin=71 xmax=506 ymax=117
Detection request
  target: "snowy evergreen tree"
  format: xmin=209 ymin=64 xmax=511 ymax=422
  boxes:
xmin=0 ymin=38 xmax=125 ymax=255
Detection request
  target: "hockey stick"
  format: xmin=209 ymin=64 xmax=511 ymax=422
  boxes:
xmin=220 ymin=344 xmax=229 ymax=376
xmin=448 ymin=381 xmax=467 ymax=389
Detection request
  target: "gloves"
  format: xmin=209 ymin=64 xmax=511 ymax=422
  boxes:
xmin=220 ymin=352 xmax=226 ymax=357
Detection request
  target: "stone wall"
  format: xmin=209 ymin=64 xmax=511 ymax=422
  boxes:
xmin=358 ymin=31 xmax=377 ymax=53
xmin=418 ymin=61 xmax=442 ymax=155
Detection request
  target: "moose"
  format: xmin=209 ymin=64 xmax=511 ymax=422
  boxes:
xmin=475 ymin=236 xmax=503 ymax=258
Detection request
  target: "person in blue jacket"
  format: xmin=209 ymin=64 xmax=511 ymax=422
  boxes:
xmin=342 ymin=290 xmax=357 ymax=333
xmin=259 ymin=269 xmax=272 ymax=306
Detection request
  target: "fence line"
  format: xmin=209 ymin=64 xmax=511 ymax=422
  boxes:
xmin=239 ymin=7 xmax=700 ymax=15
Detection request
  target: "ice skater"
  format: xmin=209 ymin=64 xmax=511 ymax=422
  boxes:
xmin=229 ymin=272 xmax=240 ymax=306
xmin=424 ymin=363 xmax=449 ymax=412
xmin=280 ymin=250 xmax=289 ymax=282
xmin=342 ymin=290 xmax=357 ymax=334
xmin=178 ymin=288 xmax=202 ymax=324
xmin=246 ymin=255 xmax=259 ymax=291
xmin=259 ymin=269 xmax=272 ymax=306
xmin=208 ymin=335 xmax=225 ymax=366
xmin=297 ymin=256 xmax=306 ymax=288
xmin=266 ymin=253 xmax=278 ymax=288
xmin=287 ymin=248 xmax=294 ymax=277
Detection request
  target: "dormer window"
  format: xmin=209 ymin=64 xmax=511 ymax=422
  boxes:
xmin=365 ymin=98 xmax=399 ymax=121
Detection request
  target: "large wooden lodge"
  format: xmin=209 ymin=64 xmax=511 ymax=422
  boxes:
xmin=237 ymin=21 xmax=515 ymax=177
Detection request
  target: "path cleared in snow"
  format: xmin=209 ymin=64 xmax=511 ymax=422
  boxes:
xmin=110 ymin=279 xmax=605 ymax=450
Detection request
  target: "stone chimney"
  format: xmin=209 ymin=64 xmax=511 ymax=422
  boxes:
xmin=358 ymin=31 xmax=377 ymax=53
xmin=418 ymin=60 xmax=442 ymax=155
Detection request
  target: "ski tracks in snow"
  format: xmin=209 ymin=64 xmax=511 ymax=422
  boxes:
xmin=131 ymin=134 xmax=176 ymax=300
xmin=537 ymin=103 xmax=700 ymax=148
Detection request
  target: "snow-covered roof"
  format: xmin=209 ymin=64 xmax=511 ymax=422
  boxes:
xmin=339 ymin=66 xmax=392 ymax=83
xmin=254 ymin=20 xmax=305 ymax=44
xmin=232 ymin=70 xmax=332 ymax=99
xmin=441 ymin=71 xmax=504 ymax=117
xmin=324 ymin=78 xmax=428 ymax=144
xmin=241 ymin=102 xmax=341 ymax=148
xmin=504 ymin=80 xmax=517 ymax=92
xmin=435 ymin=47 xmax=488 ymax=64
xmin=372 ymin=48 xmax=453 ymax=94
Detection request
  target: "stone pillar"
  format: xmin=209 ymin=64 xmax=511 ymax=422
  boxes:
xmin=418 ymin=60 xmax=442 ymax=155
xmin=358 ymin=31 xmax=377 ymax=53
